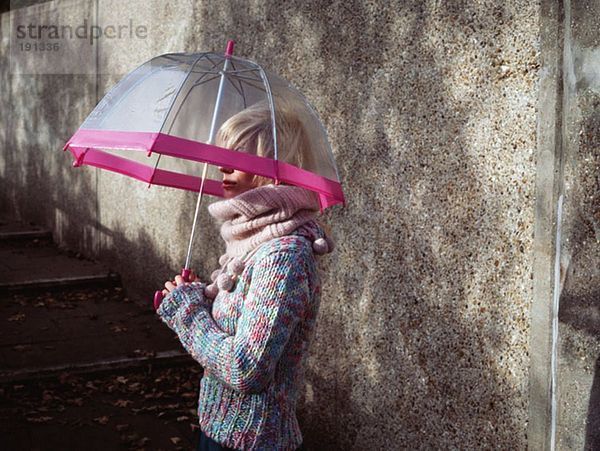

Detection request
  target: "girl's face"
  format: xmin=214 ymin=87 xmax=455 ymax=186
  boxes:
xmin=218 ymin=166 xmax=259 ymax=199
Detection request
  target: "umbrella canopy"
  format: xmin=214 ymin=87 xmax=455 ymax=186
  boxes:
xmin=63 ymin=43 xmax=345 ymax=210
xmin=63 ymin=41 xmax=344 ymax=307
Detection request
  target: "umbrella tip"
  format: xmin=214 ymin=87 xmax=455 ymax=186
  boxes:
xmin=226 ymin=40 xmax=235 ymax=57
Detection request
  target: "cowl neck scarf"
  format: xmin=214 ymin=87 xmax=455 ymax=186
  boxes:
xmin=208 ymin=184 xmax=321 ymax=260
xmin=203 ymin=184 xmax=334 ymax=299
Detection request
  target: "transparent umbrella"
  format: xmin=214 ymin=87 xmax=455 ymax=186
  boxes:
xmin=62 ymin=40 xmax=345 ymax=307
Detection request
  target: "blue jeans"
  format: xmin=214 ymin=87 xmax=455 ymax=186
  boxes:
xmin=197 ymin=429 xmax=306 ymax=450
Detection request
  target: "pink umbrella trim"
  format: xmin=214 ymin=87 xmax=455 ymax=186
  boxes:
xmin=63 ymin=129 xmax=345 ymax=210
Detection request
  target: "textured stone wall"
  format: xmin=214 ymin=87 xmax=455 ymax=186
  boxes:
xmin=0 ymin=1 xmax=546 ymax=449
xmin=555 ymin=0 xmax=600 ymax=448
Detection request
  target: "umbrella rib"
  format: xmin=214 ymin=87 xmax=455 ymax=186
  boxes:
xmin=187 ymin=53 xmax=222 ymax=77
xmin=191 ymin=71 xmax=265 ymax=95
xmin=147 ymin=153 xmax=162 ymax=188
xmin=159 ymin=53 xmax=201 ymax=64
xmin=202 ymin=53 xmax=259 ymax=74
xmin=161 ymin=73 xmax=221 ymax=136
xmin=157 ymin=53 xmax=214 ymax=136
xmin=226 ymin=72 xmax=263 ymax=83
xmin=257 ymin=65 xmax=279 ymax=166
xmin=224 ymin=72 xmax=246 ymax=99
xmin=189 ymin=73 xmax=222 ymax=89
xmin=225 ymin=77 xmax=266 ymax=94
xmin=187 ymin=68 xmax=260 ymax=77
xmin=226 ymin=68 xmax=262 ymax=74
xmin=203 ymin=53 xmax=220 ymax=68
xmin=227 ymin=60 xmax=249 ymax=107
xmin=227 ymin=75 xmax=267 ymax=93
xmin=226 ymin=59 xmax=244 ymax=99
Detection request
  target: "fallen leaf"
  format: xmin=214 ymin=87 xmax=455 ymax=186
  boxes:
xmin=67 ymin=398 xmax=83 ymax=406
xmin=116 ymin=423 xmax=129 ymax=432
xmin=13 ymin=344 xmax=31 ymax=351
xmin=176 ymin=415 xmax=189 ymax=422
xmin=170 ymin=437 xmax=182 ymax=445
xmin=27 ymin=416 xmax=53 ymax=423
xmin=8 ymin=313 xmax=26 ymax=322
xmin=113 ymin=399 xmax=132 ymax=408
xmin=110 ymin=325 xmax=128 ymax=333
xmin=122 ymin=432 xmax=140 ymax=444
xmin=128 ymin=382 xmax=141 ymax=391
xmin=93 ymin=415 xmax=109 ymax=425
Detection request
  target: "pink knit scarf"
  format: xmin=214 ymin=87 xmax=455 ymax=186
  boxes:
xmin=207 ymin=184 xmax=321 ymax=261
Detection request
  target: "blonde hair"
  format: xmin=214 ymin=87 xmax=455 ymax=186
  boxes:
xmin=215 ymin=97 xmax=316 ymax=186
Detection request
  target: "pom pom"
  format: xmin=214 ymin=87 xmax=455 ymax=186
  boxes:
xmin=312 ymin=237 xmax=329 ymax=255
xmin=218 ymin=254 xmax=229 ymax=266
xmin=227 ymin=257 xmax=245 ymax=276
xmin=210 ymin=269 xmax=221 ymax=282
xmin=217 ymin=273 xmax=234 ymax=291
xmin=204 ymin=283 xmax=219 ymax=299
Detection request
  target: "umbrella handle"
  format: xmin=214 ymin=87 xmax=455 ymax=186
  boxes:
xmin=153 ymin=268 xmax=193 ymax=310
xmin=153 ymin=290 xmax=164 ymax=310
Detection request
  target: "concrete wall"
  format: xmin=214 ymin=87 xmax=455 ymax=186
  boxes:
xmin=555 ymin=0 xmax=600 ymax=448
xmin=2 ymin=1 xmax=592 ymax=449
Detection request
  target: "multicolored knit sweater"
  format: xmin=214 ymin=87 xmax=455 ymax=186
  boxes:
xmin=156 ymin=220 xmax=327 ymax=450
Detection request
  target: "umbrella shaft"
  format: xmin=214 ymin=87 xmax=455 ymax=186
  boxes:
xmin=184 ymin=54 xmax=232 ymax=272
xmin=184 ymin=162 xmax=209 ymax=270
xmin=208 ymin=56 xmax=232 ymax=145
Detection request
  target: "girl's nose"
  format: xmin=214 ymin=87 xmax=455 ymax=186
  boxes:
xmin=218 ymin=166 xmax=234 ymax=174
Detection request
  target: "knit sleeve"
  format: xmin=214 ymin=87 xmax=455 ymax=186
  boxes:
xmin=158 ymin=245 xmax=310 ymax=395
xmin=156 ymin=282 xmax=209 ymax=326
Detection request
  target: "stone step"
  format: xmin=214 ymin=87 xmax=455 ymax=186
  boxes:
xmin=0 ymin=229 xmax=52 ymax=241
xmin=0 ymin=286 xmax=188 ymax=380
xmin=0 ymin=216 xmax=49 ymax=236
xmin=0 ymin=349 xmax=193 ymax=384
xmin=0 ymin=239 xmax=116 ymax=292
xmin=0 ymin=215 xmax=190 ymax=389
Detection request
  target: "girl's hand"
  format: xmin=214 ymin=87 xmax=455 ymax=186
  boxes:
xmin=162 ymin=270 xmax=198 ymax=296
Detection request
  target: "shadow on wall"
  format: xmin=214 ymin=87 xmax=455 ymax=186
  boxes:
xmin=1 ymin=49 xmax=222 ymax=304
xmin=196 ymin=1 xmax=535 ymax=449
xmin=1 ymin=8 xmax=221 ymax=298
xmin=1 ymin=2 xmax=99 ymax=247
xmin=558 ymin=95 xmax=600 ymax=450
xmin=587 ymin=357 xmax=600 ymax=448
xmin=2 ymin=0 xmax=537 ymax=449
